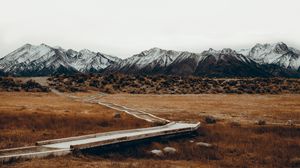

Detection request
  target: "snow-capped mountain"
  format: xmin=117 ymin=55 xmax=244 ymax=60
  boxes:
xmin=168 ymin=48 xmax=270 ymax=77
xmin=107 ymin=48 xmax=273 ymax=77
xmin=68 ymin=49 xmax=120 ymax=72
xmin=1 ymin=42 xmax=300 ymax=77
xmin=0 ymin=43 xmax=121 ymax=76
xmin=238 ymin=42 xmax=300 ymax=71
xmin=107 ymin=47 xmax=184 ymax=74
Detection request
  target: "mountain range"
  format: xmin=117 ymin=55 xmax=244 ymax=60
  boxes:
xmin=0 ymin=44 xmax=120 ymax=76
xmin=0 ymin=42 xmax=300 ymax=77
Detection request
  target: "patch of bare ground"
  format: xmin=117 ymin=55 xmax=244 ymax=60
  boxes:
xmin=0 ymin=92 xmax=151 ymax=149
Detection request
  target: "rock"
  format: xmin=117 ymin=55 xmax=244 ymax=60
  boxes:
xmin=255 ymin=119 xmax=266 ymax=125
xmin=286 ymin=120 xmax=295 ymax=126
xmin=290 ymin=157 xmax=300 ymax=167
xmin=114 ymin=112 xmax=121 ymax=119
xmin=163 ymin=147 xmax=177 ymax=154
xmin=204 ymin=116 xmax=216 ymax=124
xmin=150 ymin=149 xmax=164 ymax=157
xmin=196 ymin=142 xmax=213 ymax=148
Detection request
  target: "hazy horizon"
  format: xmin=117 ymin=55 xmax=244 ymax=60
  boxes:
xmin=1 ymin=0 xmax=300 ymax=58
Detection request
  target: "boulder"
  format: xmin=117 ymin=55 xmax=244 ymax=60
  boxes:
xmin=163 ymin=147 xmax=177 ymax=154
xmin=150 ymin=149 xmax=163 ymax=157
xmin=196 ymin=142 xmax=213 ymax=148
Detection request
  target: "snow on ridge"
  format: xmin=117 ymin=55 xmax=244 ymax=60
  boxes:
xmin=2 ymin=43 xmax=54 ymax=63
xmin=1 ymin=42 xmax=300 ymax=75
xmin=237 ymin=42 xmax=300 ymax=70
xmin=118 ymin=47 xmax=184 ymax=69
xmin=112 ymin=47 xmax=253 ymax=72
xmin=200 ymin=47 xmax=249 ymax=62
xmin=0 ymin=43 xmax=121 ymax=74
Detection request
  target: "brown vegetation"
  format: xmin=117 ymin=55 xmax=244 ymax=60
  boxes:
xmin=0 ymin=92 xmax=150 ymax=149
xmin=0 ymin=77 xmax=49 ymax=92
xmin=48 ymin=73 xmax=300 ymax=94
xmin=1 ymin=92 xmax=300 ymax=167
xmin=3 ymin=123 xmax=300 ymax=168
xmin=2 ymin=157 xmax=206 ymax=168
xmin=90 ymin=123 xmax=300 ymax=168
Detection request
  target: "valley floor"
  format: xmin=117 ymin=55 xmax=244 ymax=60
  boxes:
xmin=100 ymin=93 xmax=300 ymax=124
xmin=1 ymin=92 xmax=300 ymax=167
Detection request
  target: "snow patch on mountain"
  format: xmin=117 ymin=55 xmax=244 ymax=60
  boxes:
xmin=0 ymin=43 xmax=121 ymax=75
xmin=2 ymin=42 xmax=300 ymax=77
xmin=238 ymin=42 xmax=300 ymax=70
xmin=111 ymin=47 xmax=183 ymax=70
xmin=108 ymin=47 xmax=256 ymax=76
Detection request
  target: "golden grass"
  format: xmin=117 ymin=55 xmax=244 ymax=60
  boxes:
xmin=1 ymin=92 xmax=300 ymax=167
xmin=101 ymin=94 xmax=300 ymax=124
xmin=0 ymin=92 xmax=150 ymax=149
xmin=3 ymin=123 xmax=300 ymax=168
xmin=1 ymin=156 xmax=208 ymax=168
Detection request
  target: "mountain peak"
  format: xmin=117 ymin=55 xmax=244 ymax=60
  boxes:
xmin=139 ymin=47 xmax=164 ymax=57
xmin=208 ymin=48 xmax=216 ymax=52
xmin=202 ymin=48 xmax=217 ymax=55
xmin=221 ymin=48 xmax=237 ymax=55
xmin=275 ymin=42 xmax=287 ymax=46
xmin=23 ymin=43 xmax=33 ymax=47
xmin=18 ymin=43 xmax=36 ymax=50
xmin=40 ymin=43 xmax=52 ymax=48
xmin=79 ymin=49 xmax=94 ymax=54
xmin=0 ymin=44 xmax=120 ymax=75
xmin=238 ymin=42 xmax=300 ymax=70
xmin=149 ymin=47 xmax=162 ymax=50
xmin=273 ymin=42 xmax=289 ymax=53
xmin=53 ymin=45 xmax=64 ymax=50
xmin=202 ymin=48 xmax=237 ymax=55
xmin=147 ymin=47 xmax=165 ymax=53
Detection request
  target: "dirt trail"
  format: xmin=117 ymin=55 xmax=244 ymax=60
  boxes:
xmin=50 ymin=91 xmax=169 ymax=124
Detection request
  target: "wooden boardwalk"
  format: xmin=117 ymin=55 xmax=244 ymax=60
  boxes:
xmin=0 ymin=122 xmax=200 ymax=163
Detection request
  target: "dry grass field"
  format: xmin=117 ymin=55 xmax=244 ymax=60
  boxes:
xmin=0 ymin=92 xmax=150 ymax=149
xmin=101 ymin=94 xmax=300 ymax=124
xmin=1 ymin=92 xmax=300 ymax=168
xmin=2 ymin=156 xmax=208 ymax=168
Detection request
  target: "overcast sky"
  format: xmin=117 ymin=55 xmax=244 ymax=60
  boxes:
xmin=1 ymin=0 xmax=300 ymax=58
